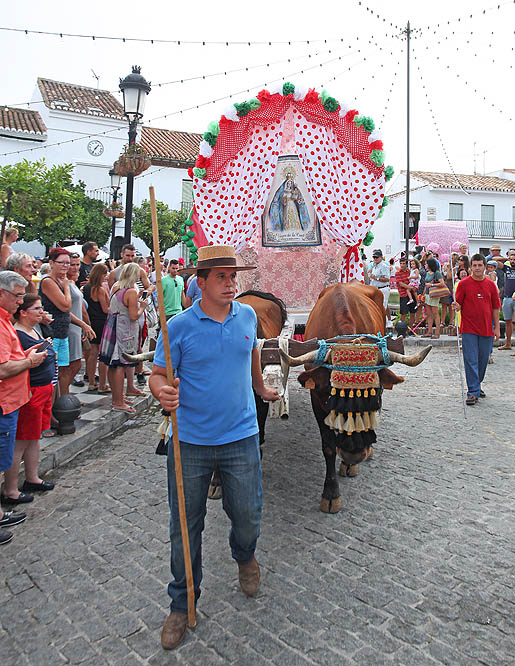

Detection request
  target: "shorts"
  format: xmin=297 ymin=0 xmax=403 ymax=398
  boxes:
xmin=502 ymin=297 xmax=515 ymax=321
xmin=399 ymin=296 xmax=417 ymax=314
xmin=16 ymin=384 xmax=53 ymax=440
xmin=0 ymin=408 xmax=19 ymax=471
xmin=52 ymin=337 xmax=70 ymax=367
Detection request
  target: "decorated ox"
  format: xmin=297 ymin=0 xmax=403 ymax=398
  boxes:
xmin=280 ymin=281 xmax=431 ymax=514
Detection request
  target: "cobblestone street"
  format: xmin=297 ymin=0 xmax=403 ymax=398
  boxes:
xmin=1 ymin=347 xmax=514 ymax=666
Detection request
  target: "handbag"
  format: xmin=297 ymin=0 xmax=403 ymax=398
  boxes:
xmin=145 ymin=299 xmax=158 ymax=329
xmin=428 ymin=284 xmax=450 ymax=299
xmin=98 ymin=312 xmax=118 ymax=365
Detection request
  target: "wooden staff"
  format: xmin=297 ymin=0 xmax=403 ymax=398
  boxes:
xmin=149 ymin=185 xmax=196 ymax=628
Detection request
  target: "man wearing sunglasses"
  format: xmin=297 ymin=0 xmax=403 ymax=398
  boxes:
xmin=161 ymin=260 xmax=186 ymax=321
xmin=0 ymin=272 xmax=47 ymax=545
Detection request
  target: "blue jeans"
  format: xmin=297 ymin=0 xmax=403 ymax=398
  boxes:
xmin=461 ymin=333 xmax=492 ymax=398
xmin=166 ymin=433 xmax=262 ymax=613
xmin=0 ymin=408 xmax=19 ymax=472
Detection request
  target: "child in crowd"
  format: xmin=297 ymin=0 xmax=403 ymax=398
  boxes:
xmin=407 ymin=258 xmax=420 ymax=305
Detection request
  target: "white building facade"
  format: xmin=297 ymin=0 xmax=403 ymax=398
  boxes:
xmin=0 ymin=78 xmax=200 ymax=257
xmin=372 ymin=170 xmax=515 ymax=260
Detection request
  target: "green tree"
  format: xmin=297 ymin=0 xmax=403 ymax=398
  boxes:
xmin=132 ymin=199 xmax=185 ymax=256
xmin=0 ymin=159 xmax=110 ymax=253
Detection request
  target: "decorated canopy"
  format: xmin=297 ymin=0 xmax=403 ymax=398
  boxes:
xmin=183 ymin=82 xmax=393 ymax=283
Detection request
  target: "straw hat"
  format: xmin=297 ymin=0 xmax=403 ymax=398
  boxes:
xmin=182 ymin=245 xmax=255 ymax=273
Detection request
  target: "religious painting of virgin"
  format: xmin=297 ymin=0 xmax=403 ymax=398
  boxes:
xmin=262 ymin=155 xmax=321 ymax=247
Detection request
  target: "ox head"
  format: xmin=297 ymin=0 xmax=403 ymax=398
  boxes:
xmin=279 ymin=343 xmax=431 ymax=465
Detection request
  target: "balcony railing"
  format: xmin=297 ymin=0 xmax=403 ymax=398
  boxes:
xmin=181 ymin=201 xmax=193 ymax=217
xmin=449 ymin=218 xmax=515 ymax=240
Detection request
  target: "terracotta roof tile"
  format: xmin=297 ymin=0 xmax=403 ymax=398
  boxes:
xmin=0 ymin=106 xmax=47 ymax=136
xmin=404 ymin=170 xmax=515 ymax=193
xmin=38 ymin=77 xmax=124 ymax=119
xmin=140 ymin=126 xmax=202 ymax=167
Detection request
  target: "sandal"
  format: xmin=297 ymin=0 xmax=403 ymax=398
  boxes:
xmin=112 ymin=405 xmax=136 ymax=415
xmin=465 ymin=395 xmax=478 ymax=406
xmin=497 ymin=345 xmax=512 ymax=350
xmin=125 ymin=389 xmax=145 ymax=397
xmin=86 ymin=385 xmax=98 ymax=393
xmin=97 ymin=386 xmax=112 ymax=394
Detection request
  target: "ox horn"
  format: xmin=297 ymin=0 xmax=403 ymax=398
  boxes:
xmin=278 ymin=348 xmax=329 ymax=367
xmin=122 ymin=351 xmax=155 ymax=363
xmin=386 ymin=345 xmax=431 ymax=367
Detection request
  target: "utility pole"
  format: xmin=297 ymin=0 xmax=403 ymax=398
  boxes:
xmin=403 ymin=21 xmax=412 ymax=260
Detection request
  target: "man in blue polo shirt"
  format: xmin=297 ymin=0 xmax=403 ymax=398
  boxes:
xmin=150 ymin=245 xmax=279 ymax=650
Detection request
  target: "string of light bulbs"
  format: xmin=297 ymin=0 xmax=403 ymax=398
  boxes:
xmin=0 ymin=44 xmax=371 ymax=158
xmin=421 ymin=0 xmax=515 ymax=30
xmin=413 ymin=55 xmax=470 ymax=195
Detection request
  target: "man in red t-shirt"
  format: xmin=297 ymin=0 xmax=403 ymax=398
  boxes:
xmin=453 ymin=254 xmax=501 ymax=405
xmin=395 ymin=258 xmax=416 ymax=330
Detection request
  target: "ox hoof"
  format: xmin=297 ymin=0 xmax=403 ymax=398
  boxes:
xmin=364 ymin=445 xmax=374 ymax=461
xmin=208 ymin=483 xmax=222 ymax=500
xmin=320 ymin=496 xmax=342 ymax=513
xmin=338 ymin=462 xmax=359 ymax=477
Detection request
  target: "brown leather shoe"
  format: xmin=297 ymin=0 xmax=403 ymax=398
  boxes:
xmin=161 ymin=611 xmax=188 ymax=650
xmin=237 ymin=556 xmax=260 ymax=597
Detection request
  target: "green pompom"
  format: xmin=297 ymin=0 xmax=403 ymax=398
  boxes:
xmin=363 ymin=231 xmax=374 ymax=246
xmin=181 ymin=234 xmax=189 ymax=242
xmin=180 ymin=224 xmax=186 ymax=233
xmin=186 ymin=230 xmax=195 ymax=239
xmin=282 ymin=82 xmax=295 ymax=96
xmin=353 ymin=115 xmax=365 ymax=127
xmin=370 ymin=149 xmax=385 ymax=167
xmin=362 ymin=117 xmax=375 ymax=133
xmin=185 ymin=239 xmax=194 ymax=248
xmin=320 ymin=89 xmax=329 ymax=104
xmin=384 ymin=165 xmax=394 ymax=181
xmin=378 ymin=207 xmax=384 ymax=219
xmin=381 ymin=195 xmax=389 ymax=209
xmin=203 ymin=131 xmax=217 ymax=148
xmin=193 ymin=167 xmax=207 ymax=179
xmin=234 ymin=102 xmax=251 ymax=117
xmin=207 ymin=121 xmax=220 ymax=136
xmin=323 ymin=97 xmax=339 ymax=113
xmin=185 ymin=217 xmax=194 ymax=226
xmin=248 ymin=97 xmax=261 ymax=110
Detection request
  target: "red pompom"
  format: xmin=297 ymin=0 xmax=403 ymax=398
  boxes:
xmin=345 ymin=109 xmax=359 ymax=122
xmin=188 ymin=168 xmax=194 ymax=178
xmin=369 ymin=140 xmax=383 ymax=151
xmin=257 ymin=89 xmax=272 ymax=103
xmin=196 ymin=155 xmax=211 ymax=169
xmin=304 ymin=89 xmax=320 ymax=104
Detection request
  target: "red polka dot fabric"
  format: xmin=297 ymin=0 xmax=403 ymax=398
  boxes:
xmin=193 ymin=93 xmax=385 ymax=281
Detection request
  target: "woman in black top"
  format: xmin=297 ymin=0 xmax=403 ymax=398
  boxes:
xmin=82 ymin=263 xmax=110 ymax=392
xmin=1 ymin=295 xmax=57 ymax=504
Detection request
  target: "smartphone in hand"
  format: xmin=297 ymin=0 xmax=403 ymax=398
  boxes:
xmin=36 ymin=339 xmax=51 ymax=352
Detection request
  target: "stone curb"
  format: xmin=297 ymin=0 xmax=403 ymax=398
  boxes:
xmin=36 ymin=392 xmax=155 ymax=477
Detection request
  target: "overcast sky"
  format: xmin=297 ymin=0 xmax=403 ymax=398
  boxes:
xmin=3 ymin=0 xmax=514 ymax=180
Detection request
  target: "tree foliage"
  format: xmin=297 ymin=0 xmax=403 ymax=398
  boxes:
xmin=0 ymin=159 xmax=110 ymax=252
xmin=132 ymin=199 xmax=185 ymax=256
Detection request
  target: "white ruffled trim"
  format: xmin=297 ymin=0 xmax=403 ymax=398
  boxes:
xmin=293 ymin=83 xmax=308 ymax=102
xmin=199 ymin=140 xmax=214 ymax=158
xmin=268 ymin=81 xmax=284 ymax=95
xmin=368 ymin=129 xmax=383 ymax=143
xmin=222 ymin=104 xmax=239 ymax=122
xmin=338 ymin=102 xmax=350 ymax=117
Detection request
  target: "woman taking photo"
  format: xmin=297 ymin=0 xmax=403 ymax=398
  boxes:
xmin=423 ymin=257 xmax=447 ymax=339
xmin=1 ymin=295 xmax=57 ymax=504
xmin=82 ymin=263 xmax=110 ymax=393
xmin=99 ymin=263 xmax=148 ymax=414
xmin=39 ymin=248 xmax=72 ymax=390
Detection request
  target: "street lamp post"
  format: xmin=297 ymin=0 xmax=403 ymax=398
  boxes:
xmin=109 ymin=168 xmax=122 ymax=259
xmin=119 ymin=66 xmax=151 ymax=244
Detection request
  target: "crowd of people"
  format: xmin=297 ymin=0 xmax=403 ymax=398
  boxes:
xmin=0 ymin=228 xmax=198 ymax=545
xmin=372 ymin=241 xmax=515 ymax=405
